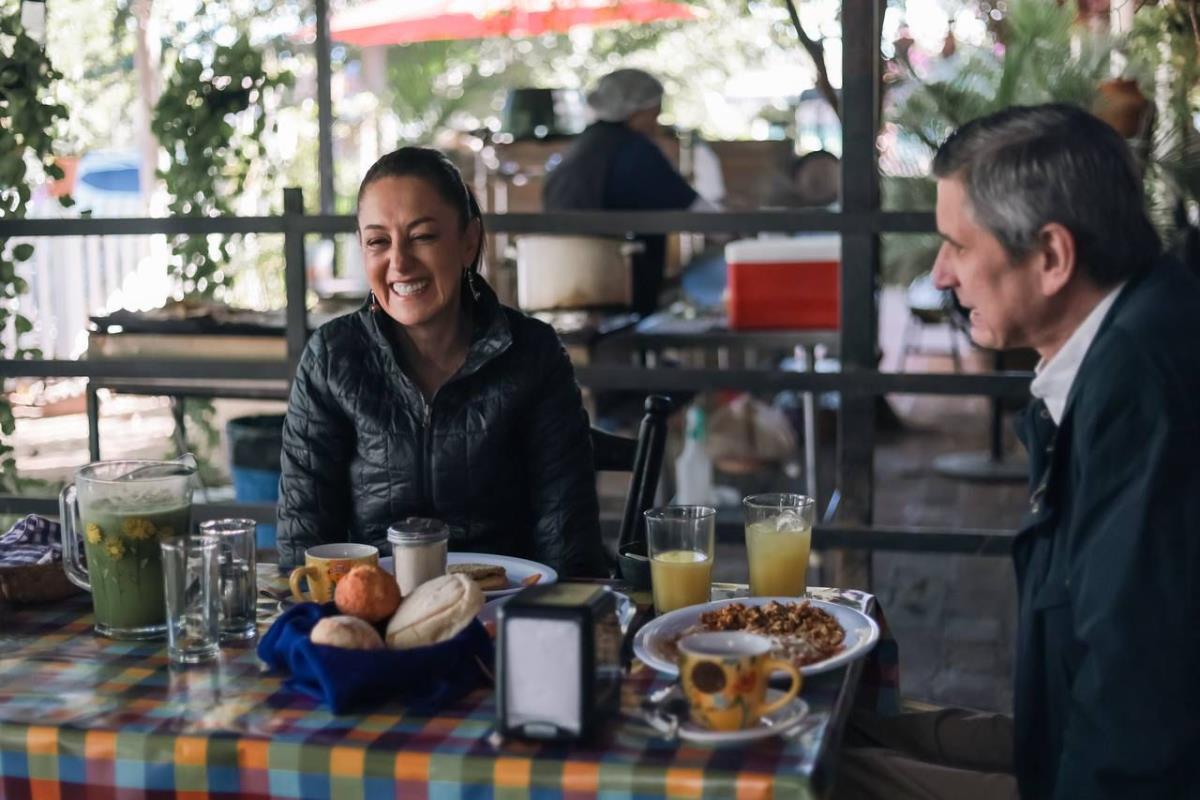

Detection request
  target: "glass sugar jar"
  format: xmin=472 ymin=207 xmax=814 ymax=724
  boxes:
xmin=387 ymin=518 xmax=450 ymax=596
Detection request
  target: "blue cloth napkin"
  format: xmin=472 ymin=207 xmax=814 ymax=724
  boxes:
xmin=0 ymin=515 xmax=62 ymax=566
xmin=257 ymin=602 xmax=494 ymax=714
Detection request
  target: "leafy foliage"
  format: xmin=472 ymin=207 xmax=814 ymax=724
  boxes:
xmin=378 ymin=0 xmax=817 ymax=148
xmin=151 ymin=32 xmax=292 ymax=299
xmin=880 ymin=0 xmax=1112 ymax=284
xmin=1125 ymin=0 xmax=1200 ymax=237
xmin=0 ymin=7 xmax=71 ymax=492
xmin=888 ymin=0 xmax=1108 ymax=159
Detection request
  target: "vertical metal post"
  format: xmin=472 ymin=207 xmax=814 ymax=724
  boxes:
xmin=315 ymin=0 xmax=335 ymax=215
xmin=989 ymin=351 xmax=1006 ymax=461
xmin=170 ymin=397 xmax=188 ymax=457
xmin=834 ymin=0 xmax=882 ymax=589
xmin=86 ymin=383 xmax=100 ymax=462
xmin=284 ymin=188 xmax=309 ymax=382
xmin=803 ymin=344 xmax=819 ymax=502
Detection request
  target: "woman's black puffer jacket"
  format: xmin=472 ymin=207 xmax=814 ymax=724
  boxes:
xmin=276 ymin=279 xmax=609 ymax=577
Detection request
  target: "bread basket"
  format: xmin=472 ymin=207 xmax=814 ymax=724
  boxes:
xmin=0 ymin=560 xmax=81 ymax=605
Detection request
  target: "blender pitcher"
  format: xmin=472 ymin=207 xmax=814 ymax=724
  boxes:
xmin=60 ymin=457 xmax=195 ymax=640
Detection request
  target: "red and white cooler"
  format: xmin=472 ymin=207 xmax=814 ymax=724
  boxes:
xmin=724 ymin=235 xmax=840 ymax=330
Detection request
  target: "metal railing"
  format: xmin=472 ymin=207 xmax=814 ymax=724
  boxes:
xmin=0 ymin=496 xmax=1015 ymax=557
xmin=0 ymin=197 xmax=1032 ymax=556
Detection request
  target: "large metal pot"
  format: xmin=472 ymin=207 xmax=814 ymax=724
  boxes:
xmin=515 ymin=235 xmax=641 ymax=311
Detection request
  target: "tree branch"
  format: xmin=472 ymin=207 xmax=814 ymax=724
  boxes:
xmin=783 ymin=0 xmax=841 ymax=121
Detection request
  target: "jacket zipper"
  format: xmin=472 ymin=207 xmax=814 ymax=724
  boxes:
xmin=420 ymin=400 xmax=433 ymax=510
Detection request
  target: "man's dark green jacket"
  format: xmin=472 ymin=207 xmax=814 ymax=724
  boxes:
xmin=1013 ymin=258 xmax=1200 ymax=798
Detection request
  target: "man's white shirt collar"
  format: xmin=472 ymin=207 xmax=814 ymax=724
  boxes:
xmin=1030 ymin=283 xmax=1126 ymax=425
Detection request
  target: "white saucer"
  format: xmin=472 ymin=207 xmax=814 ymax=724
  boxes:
xmin=674 ymin=691 xmax=810 ymax=745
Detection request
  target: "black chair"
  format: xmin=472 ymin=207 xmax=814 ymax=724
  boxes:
xmin=590 ymin=395 xmax=673 ymax=582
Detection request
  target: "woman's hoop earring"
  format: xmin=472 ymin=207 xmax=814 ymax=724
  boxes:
xmin=465 ymin=267 xmax=480 ymax=300
xmin=369 ymin=292 xmax=380 ymax=312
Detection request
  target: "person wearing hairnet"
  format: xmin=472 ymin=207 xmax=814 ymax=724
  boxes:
xmin=543 ymin=68 xmax=718 ymax=315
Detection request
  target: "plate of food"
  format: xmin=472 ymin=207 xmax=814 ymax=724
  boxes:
xmin=633 ymin=596 xmax=879 ymax=677
xmin=379 ymin=552 xmax=558 ymax=598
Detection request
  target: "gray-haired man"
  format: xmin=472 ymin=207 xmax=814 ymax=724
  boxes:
xmin=838 ymin=104 xmax=1200 ymax=799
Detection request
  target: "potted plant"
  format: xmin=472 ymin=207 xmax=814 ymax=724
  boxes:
xmin=0 ymin=7 xmax=71 ymax=492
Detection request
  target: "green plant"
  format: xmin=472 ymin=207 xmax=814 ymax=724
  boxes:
xmin=1125 ymin=0 xmax=1200 ymax=238
xmin=880 ymin=0 xmax=1113 ymax=284
xmin=0 ymin=6 xmax=71 ymax=493
xmin=151 ymin=32 xmax=292 ymax=300
xmin=150 ymin=30 xmax=291 ymax=483
xmin=370 ymin=0 xmax=812 ymax=159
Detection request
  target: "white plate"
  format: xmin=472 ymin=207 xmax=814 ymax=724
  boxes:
xmin=478 ymin=590 xmax=637 ymax=633
xmin=676 ymin=692 xmax=810 ymax=745
xmin=633 ymin=596 xmax=880 ymax=677
xmin=379 ymin=552 xmax=558 ymax=598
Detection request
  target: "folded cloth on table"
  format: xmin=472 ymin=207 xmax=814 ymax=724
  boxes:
xmin=257 ymin=601 xmax=494 ymax=714
xmin=0 ymin=515 xmax=62 ymax=567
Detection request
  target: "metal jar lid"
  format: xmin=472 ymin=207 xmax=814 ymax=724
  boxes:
xmin=387 ymin=517 xmax=450 ymax=547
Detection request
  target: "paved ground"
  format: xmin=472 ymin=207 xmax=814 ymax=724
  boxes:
xmin=869 ymin=394 xmax=1023 ymax=713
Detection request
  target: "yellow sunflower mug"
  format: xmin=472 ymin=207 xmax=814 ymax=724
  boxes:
xmin=677 ymin=631 xmax=803 ymax=731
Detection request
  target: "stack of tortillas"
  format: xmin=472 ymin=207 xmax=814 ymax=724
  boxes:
xmin=448 ymin=562 xmax=507 ymax=591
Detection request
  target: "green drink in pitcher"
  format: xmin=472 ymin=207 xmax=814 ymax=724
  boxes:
xmin=79 ymin=501 xmax=191 ymax=631
xmin=61 ymin=459 xmax=195 ymax=639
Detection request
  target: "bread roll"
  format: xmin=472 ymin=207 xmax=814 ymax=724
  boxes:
xmin=385 ymin=573 xmax=483 ymax=649
xmin=310 ymin=615 xmax=385 ymax=650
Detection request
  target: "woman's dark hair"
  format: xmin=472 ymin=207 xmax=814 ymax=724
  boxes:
xmin=790 ymin=150 xmax=840 ymax=207
xmin=357 ymin=147 xmax=486 ymax=273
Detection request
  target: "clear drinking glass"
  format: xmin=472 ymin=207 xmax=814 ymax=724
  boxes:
xmin=644 ymin=505 xmax=716 ymax=615
xmin=160 ymin=534 xmax=220 ymax=664
xmin=199 ymin=519 xmax=258 ymax=641
xmin=743 ymin=493 xmax=817 ymax=597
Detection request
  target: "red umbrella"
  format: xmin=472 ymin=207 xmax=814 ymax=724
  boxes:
xmin=329 ymin=0 xmax=696 ymax=48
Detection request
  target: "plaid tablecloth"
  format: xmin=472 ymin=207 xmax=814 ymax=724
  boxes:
xmin=0 ymin=582 xmax=897 ymax=800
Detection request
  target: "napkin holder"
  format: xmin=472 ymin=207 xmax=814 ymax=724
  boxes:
xmin=496 ymin=582 xmax=622 ymax=741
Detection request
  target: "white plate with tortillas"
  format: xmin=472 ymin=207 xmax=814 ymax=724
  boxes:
xmin=380 ymin=552 xmax=558 ymax=598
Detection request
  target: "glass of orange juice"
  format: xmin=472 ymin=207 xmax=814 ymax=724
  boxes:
xmin=743 ymin=493 xmax=816 ymax=597
xmin=645 ymin=505 xmax=716 ymax=615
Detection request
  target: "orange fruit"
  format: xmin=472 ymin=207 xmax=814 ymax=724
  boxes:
xmin=334 ymin=564 xmax=402 ymax=623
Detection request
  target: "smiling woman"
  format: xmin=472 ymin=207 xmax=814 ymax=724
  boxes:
xmin=276 ymin=147 xmax=610 ymax=579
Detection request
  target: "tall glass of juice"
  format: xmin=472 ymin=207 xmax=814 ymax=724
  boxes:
xmin=645 ymin=505 xmax=716 ymax=615
xmin=743 ymin=493 xmax=816 ymax=597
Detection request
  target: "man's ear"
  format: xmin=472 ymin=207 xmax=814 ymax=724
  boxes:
xmin=1036 ymin=222 xmax=1077 ymax=296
